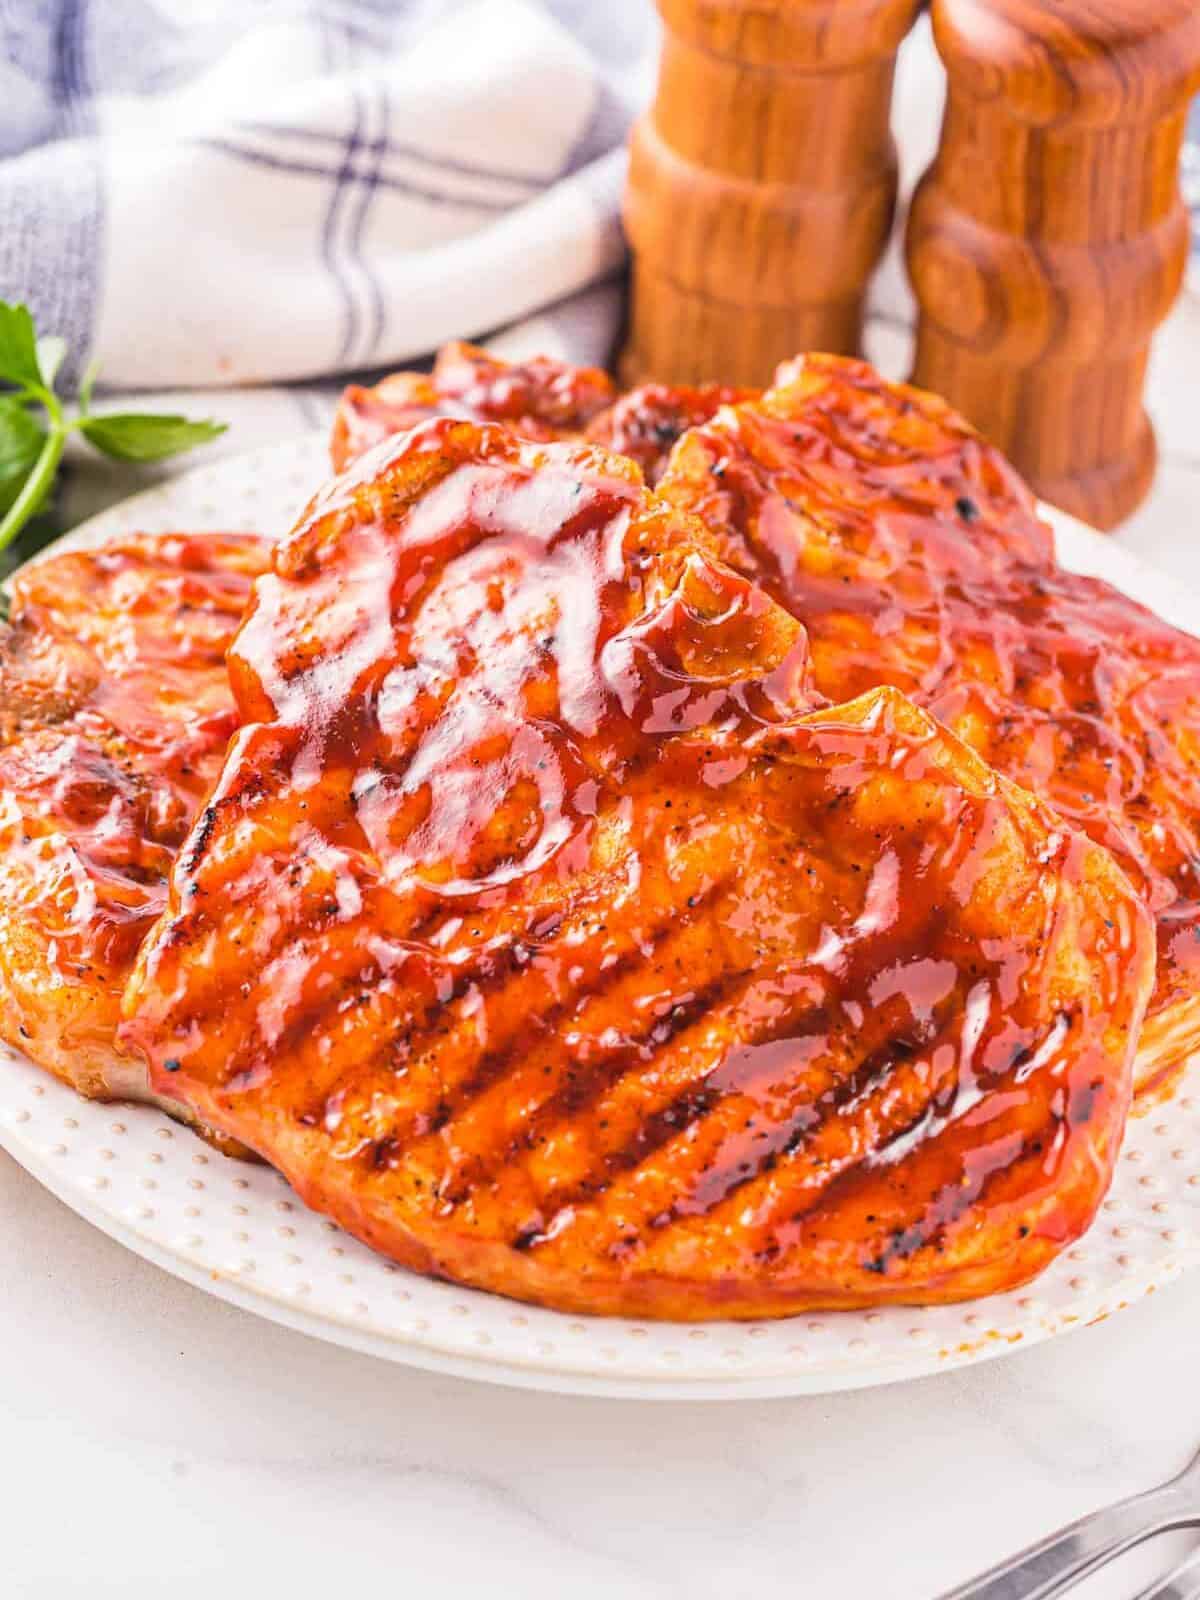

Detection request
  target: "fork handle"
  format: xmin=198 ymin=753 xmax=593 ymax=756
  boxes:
xmin=937 ymin=1482 xmax=1200 ymax=1600
xmin=1133 ymin=1548 xmax=1200 ymax=1600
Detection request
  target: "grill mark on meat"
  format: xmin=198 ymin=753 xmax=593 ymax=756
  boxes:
xmin=450 ymin=862 xmax=962 ymax=1242
xmin=356 ymin=880 xmax=731 ymax=1197
xmin=433 ymin=898 xmax=720 ymax=1132
xmin=808 ymin=1008 xmax=1090 ymax=1234
xmin=652 ymin=1032 xmax=933 ymax=1229
xmin=275 ymin=818 xmax=727 ymax=1143
xmin=525 ymin=1022 xmax=941 ymax=1260
xmin=797 ymin=1092 xmax=1054 ymax=1279
xmin=522 ymin=975 xmax=973 ymax=1271
xmin=442 ymin=962 xmax=745 ymax=1216
xmin=515 ymin=966 xmax=743 ymax=1148
xmin=504 ymin=987 xmax=768 ymax=1247
xmin=716 ymin=1015 xmax=988 ymax=1259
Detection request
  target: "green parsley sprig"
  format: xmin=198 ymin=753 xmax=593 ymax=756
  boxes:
xmin=0 ymin=300 xmax=226 ymax=553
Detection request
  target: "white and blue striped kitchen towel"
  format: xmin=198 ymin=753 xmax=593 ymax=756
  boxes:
xmin=0 ymin=0 xmax=654 ymax=393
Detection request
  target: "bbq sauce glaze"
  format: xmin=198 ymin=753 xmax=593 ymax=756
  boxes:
xmin=656 ymin=355 xmax=1200 ymax=1064
xmin=122 ymin=422 xmax=1153 ymax=1316
xmin=0 ymin=533 xmax=269 ymax=1089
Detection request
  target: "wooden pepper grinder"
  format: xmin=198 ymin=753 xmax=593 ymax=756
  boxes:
xmin=621 ymin=0 xmax=923 ymax=389
xmin=907 ymin=0 xmax=1200 ymax=530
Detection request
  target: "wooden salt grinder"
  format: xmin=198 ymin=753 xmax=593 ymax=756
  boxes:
xmin=907 ymin=0 xmax=1200 ymax=530
xmin=620 ymin=0 xmax=923 ymax=389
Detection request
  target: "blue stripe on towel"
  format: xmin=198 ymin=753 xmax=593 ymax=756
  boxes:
xmin=237 ymin=119 xmax=548 ymax=191
xmin=196 ymin=136 xmax=516 ymax=215
xmin=320 ymin=86 xmax=366 ymax=366
xmin=346 ymin=79 xmax=390 ymax=362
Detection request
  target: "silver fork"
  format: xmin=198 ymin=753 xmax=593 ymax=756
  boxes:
xmin=938 ymin=1448 xmax=1200 ymax=1600
xmin=1132 ymin=1549 xmax=1200 ymax=1600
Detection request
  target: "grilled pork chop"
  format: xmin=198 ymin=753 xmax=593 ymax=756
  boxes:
xmin=332 ymin=344 xmax=744 ymax=490
xmin=122 ymin=419 xmax=1153 ymax=1317
xmin=0 ymin=532 xmax=269 ymax=1111
xmin=330 ymin=340 xmax=616 ymax=472
xmin=655 ymin=354 xmax=1200 ymax=1096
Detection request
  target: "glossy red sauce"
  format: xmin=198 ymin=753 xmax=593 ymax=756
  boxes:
xmin=330 ymin=340 xmax=615 ymax=472
xmin=122 ymin=421 xmax=1153 ymax=1316
xmin=7 ymin=533 xmax=268 ymax=806
xmin=0 ymin=532 xmax=270 ymax=1093
xmin=585 ymin=382 xmax=755 ymax=484
xmin=657 ymin=355 xmax=1200 ymax=1044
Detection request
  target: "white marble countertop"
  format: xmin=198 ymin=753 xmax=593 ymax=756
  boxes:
xmin=5 ymin=299 xmax=1200 ymax=1600
xmin=4 ymin=1149 xmax=1200 ymax=1600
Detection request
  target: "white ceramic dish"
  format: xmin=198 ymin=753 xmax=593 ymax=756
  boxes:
xmin=2 ymin=435 xmax=1198 ymax=1399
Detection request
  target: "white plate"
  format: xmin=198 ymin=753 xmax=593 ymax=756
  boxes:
xmin=2 ymin=436 xmax=1199 ymax=1399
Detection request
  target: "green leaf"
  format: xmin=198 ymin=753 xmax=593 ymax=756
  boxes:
xmin=35 ymin=335 xmax=67 ymax=391
xmin=0 ymin=302 xmax=45 ymax=390
xmin=0 ymin=397 xmax=49 ymax=517
xmin=78 ymin=412 xmax=227 ymax=463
